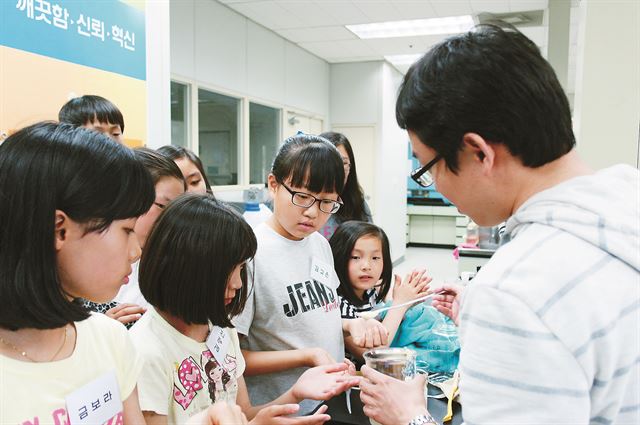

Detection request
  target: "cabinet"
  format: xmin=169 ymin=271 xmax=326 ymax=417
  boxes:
xmin=407 ymin=205 xmax=469 ymax=247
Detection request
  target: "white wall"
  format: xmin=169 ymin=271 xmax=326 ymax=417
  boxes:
xmin=170 ymin=0 xmax=329 ymax=119
xmin=330 ymin=61 xmax=408 ymax=262
xmin=330 ymin=61 xmax=380 ymax=125
xmin=573 ymin=0 xmax=640 ymax=169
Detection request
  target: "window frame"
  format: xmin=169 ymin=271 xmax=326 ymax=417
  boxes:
xmin=170 ymin=75 xmax=326 ymax=191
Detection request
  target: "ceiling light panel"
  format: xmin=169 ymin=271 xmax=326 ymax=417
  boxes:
xmin=384 ymin=53 xmax=423 ymax=66
xmin=346 ymin=15 xmax=475 ymax=39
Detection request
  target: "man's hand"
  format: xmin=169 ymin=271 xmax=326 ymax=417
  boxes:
xmin=431 ymin=283 xmax=464 ymax=326
xmin=359 ymin=366 xmax=428 ymax=425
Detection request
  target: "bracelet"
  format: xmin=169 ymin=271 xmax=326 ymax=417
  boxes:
xmin=407 ymin=412 xmax=439 ymax=425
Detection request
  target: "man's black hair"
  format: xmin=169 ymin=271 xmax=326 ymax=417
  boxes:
xmin=396 ymin=24 xmax=575 ymax=172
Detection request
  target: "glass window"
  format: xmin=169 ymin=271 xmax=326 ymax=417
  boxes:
xmin=198 ymin=89 xmax=240 ymax=186
xmin=249 ymin=103 xmax=281 ymax=184
xmin=170 ymin=81 xmax=188 ymax=147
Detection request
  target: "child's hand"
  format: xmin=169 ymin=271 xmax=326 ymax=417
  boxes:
xmin=346 ymin=318 xmax=389 ymax=348
xmin=105 ymin=303 xmax=146 ymax=325
xmin=292 ymin=363 xmax=360 ymax=401
xmin=392 ymin=269 xmax=432 ymax=306
xmin=250 ymin=404 xmax=330 ymax=425
xmin=187 ymin=401 xmax=248 ymax=425
xmin=302 ymin=347 xmax=336 ymax=367
xmin=343 ymin=358 xmax=357 ymax=376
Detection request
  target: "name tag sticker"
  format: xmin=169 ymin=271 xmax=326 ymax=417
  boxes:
xmin=310 ymin=257 xmax=334 ymax=288
xmin=206 ymin=326 xmax=230 ymax=366
xmin=66 ymin=370 xmax=122 ymax=425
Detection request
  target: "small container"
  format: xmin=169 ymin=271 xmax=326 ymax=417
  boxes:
xmin=363 ymin=348 xmax=417 ymax=381
xmin=363 ymin=348 xmax=417 ymax=425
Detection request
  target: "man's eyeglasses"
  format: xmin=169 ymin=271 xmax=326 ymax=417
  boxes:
xmin=279 ymin=181 xmax=343 ymax=214
xmin=410 ymin=155 xmax=441 ymax=187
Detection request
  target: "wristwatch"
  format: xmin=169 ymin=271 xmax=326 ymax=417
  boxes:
xmin=407 ymin=412 xmax=439 ymax=425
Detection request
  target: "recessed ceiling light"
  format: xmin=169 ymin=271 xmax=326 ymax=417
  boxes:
xmin=384 ymin=54 xmax=423 ymax=67
xmin=346 ymin=15 xmax=474 ymax=39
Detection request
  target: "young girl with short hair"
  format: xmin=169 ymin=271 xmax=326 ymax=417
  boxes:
xmin=132 ymin=194 xmax=356 ymax=425
xmin=82 ymin=147 xmax=186 ymax=328
xmin=0 ymin=122 xmax=155 ymax=424
xmin=330 ymin=221 xmax=432 ymax=363
xmin=234 ymin=134 xmax=387 ymax=415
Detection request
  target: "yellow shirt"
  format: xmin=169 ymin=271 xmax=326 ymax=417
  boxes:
xmin=0 ymin=313 xmax=142 ymax=425
xmin=131 ymin=307 xmax=246 ymax=425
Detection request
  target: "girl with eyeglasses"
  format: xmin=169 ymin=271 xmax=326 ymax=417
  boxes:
xmin=233 ymin=134 xmax=388 ymax=415
xmin=318 ymin=132 xmax=372 ymax=240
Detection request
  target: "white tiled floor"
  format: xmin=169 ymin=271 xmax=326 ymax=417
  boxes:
xmin=393 ymin=246 xmax=459 ymax=288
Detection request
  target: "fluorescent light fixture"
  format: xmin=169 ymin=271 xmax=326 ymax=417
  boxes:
xmin=384 ymin=54 xmax=423 ymax=67
xmin=347 ymin=15 xmax=474 ymax=39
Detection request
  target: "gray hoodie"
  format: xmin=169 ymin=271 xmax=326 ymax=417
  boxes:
xmin=458 ymin=164 xmax=639 ymax=424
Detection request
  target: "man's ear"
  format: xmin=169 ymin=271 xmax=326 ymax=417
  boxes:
xmin=267 ymin=174 xmax=278 ymax=195
xmin=462 ymin=132 xmax=495 ymax=175
xmin=54 ymin=210 xmax=69 ymax=251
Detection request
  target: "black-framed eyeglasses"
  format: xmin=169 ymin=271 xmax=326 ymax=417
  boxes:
xmin=279 ymin=181 xmax=343 ymax=214
xmin=411 ymin=155 xmax=441 ymax=187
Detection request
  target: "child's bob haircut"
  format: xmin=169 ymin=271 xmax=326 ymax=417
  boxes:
xmin=139 ymin=193 xmax=257 ymax=327
xmin=0 ymin=122 xmax=155 ymax=330
xmin=271 ymin=134 xmax=345 ymax=195
xmin=58 ymin=95 xmax=125 ymax=132
xmin=330 ymin=221 xmax=393 ymax=307
xmin=134 ymin=147 xmax=186 ymax=190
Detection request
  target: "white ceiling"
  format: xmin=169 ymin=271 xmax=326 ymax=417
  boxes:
xmin=218 ymin=0 xmax=579 ymax=92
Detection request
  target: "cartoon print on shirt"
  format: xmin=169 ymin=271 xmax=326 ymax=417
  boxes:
xmin=204 ymin=357 xmax=231 ymax=404
xmin=173 ymin=348 xmax=239 ymax=410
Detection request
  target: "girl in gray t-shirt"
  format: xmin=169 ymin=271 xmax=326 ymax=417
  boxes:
xmin=234 ymin=134 xmax=387 ymax=414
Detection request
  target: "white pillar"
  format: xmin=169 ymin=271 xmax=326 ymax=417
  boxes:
xmin=145 ymin=0 xmax=171 ymax=148
xmin=572 ymin=0 xmax=640 ymax=169
xmin=547 ymin=0 xmax=571 ymax=91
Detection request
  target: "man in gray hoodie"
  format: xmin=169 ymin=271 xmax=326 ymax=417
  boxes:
xmin=359 ymin=24 xmax=639 ymax=425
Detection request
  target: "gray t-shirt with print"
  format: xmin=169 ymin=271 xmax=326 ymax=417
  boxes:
xmin=233 ymin=223 xmax=344 ymax=415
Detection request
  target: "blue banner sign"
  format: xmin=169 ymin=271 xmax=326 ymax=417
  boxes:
xmin=0 ymin=0 xmax=146 ymax=80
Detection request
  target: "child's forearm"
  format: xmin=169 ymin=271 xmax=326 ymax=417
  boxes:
xmin=241 ymin=348 xmax=315 ymax=376
xmin=380 ymin=304 xmax=409 ymax=344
